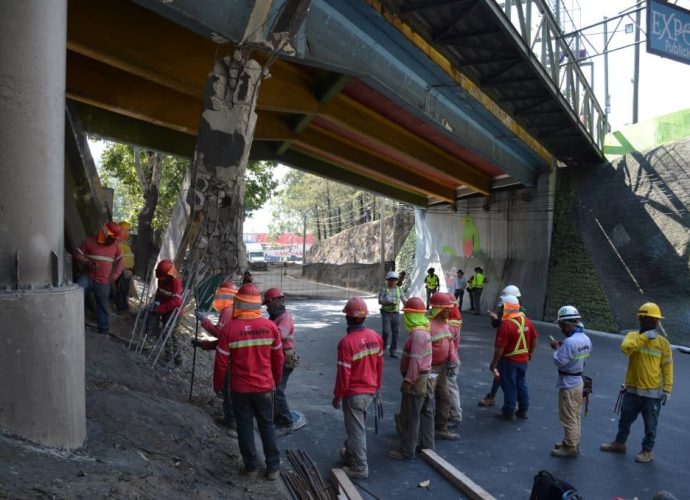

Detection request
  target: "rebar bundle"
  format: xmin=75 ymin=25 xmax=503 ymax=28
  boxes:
xmin=281 ymin=449 xmax=337 ymax=500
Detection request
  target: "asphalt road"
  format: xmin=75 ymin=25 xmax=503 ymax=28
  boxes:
xmin=278 ymin=296 xmax=690 ymax=500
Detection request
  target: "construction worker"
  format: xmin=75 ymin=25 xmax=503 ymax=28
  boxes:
xmin=467 ymin=266 xmax=486 ymax=316
xmin=489 ymin=294 xmax=538 ymax=420
xmin=447 ymin=295 xmax=463 ymax=427
xmin=479 ymin=284 xmax=523 ymax=407
xmin=428 ymin=292 xmax=459 ymax=440
xmin=147 ymin=259 xmax=183 ymax=365
xmin=241 ymin=270 xmax=253 ymax=284
xmin=398 ymin=271 xmax=407 ymax=292
xmin=424 ymin=268 xmax=439 ymax=309
xmin=378 ymin=271 xmax=405 ymax=358
xmin=451 ymin=269 xmax=467 ymax=310
xmin=194 ymin=279 xmax=238 ymax=432
xmin=388 ymin=297 xmax=435 ymax=460
xmin=333 ymin=297 xmax=384 ymax=479
xmin=113 ymin=221 xmax=135 ymax=311
xmin=213 ymin=283 xmax=284 ymax=480
xmin=550 ymin=306 xmax=592 ymax=458
xmin=600 ymin=303 xmax=673 ymax=463
xmin=75 ymin=221 xmax=124 ymax=334
xmin=263 ymin=287 xmax=297 ymax=435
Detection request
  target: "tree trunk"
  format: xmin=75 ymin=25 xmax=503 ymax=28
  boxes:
xmin=134 ymin=150 xmax=162 ymax=276
xmin=315 ymin=206 xmax=322 ymax=241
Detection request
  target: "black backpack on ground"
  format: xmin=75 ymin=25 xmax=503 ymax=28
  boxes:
xmin=530 ymin=470 xmax=583 ymax=500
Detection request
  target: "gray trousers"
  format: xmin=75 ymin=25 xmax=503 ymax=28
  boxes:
xmin=447 ymin=372 xmax=462 ymax=422
xmin=398 ymin=388 xmax=435 ymax=458
xmin=342 ymin=394 xmax=373 ymax=473
xmin=381 ymin=311 xmax=400 ymax=353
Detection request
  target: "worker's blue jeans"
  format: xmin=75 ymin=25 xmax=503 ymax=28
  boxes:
xmin=381 ymin=311 xmax=400 ymax=354
xmin=615 ymin=391 xmax=661 ymax=451
xmin=232 ymin=391 xmax=280 ymax=472
xmin=498 ymin=359 xmax=529 ymax=416
xmin=78 ymin=275 xmax=111 ymax=333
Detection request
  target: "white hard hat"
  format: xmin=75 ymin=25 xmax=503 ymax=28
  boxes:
xmin=556 ymin=305 xmax=581 ymax=323
xmin=502 ymin=285 xmax=521 ymax=298
xmin=500 ymin=294 xmax=520 ymax=306
xmin=386 ymin=271 xmax=399 ymax=280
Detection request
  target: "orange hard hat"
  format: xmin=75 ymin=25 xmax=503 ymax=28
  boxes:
xmin=263 ymin=287 xmax=284 ymax=305
xmin=213 ymin=281 xmax=238 ymax=312
xmin=402 ymin=297 xmax=426 ymax=313
xmin=343 ymin=297 xmax=368 ymax=318
xmin=97 ymin=221 xmax=121 ymax=243
xmin=118 ymin=221 xmax=131 ymax=238
xmin=234 ymin=283 xmax=262 ymax=311
xmin=430 ymin=292 xmax=453 ymax=308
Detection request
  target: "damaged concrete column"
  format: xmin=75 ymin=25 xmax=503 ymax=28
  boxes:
xmin=0 ymin=0 xmax=86 ymax=447
xmin=184 ymin=50 xmax=264 ymax=276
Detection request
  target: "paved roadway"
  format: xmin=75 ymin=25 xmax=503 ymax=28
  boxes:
xmin=278 ymin=296 xmax=690 ymax=499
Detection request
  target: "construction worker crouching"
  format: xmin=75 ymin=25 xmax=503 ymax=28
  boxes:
xmin=147 ymin=260 xmax=183 ymax=365
xmin=428 ymin=292 xmax=460 ymax=441
xmin=378 ymin=271 xmax=406 ymax=358
xmin=74 ymin=221 xmax=124 ymax=334
xmin=600 ymin=302 xmax=673 ymax=463
xmin=489 ymin=294 xmax=538 ymax=420
xmin=213 ymin=283 xmax=284 ymax=480
xmin=332 ymin=298 xmax=384 ymax=479
xmin=550 ymin=306 xmax=592 ymax=458
xmin=446 ymin=294 xmax=463 ymax=428
xmin=114 ymin=221 xmax=135 ymax=312
xmin=388 ymin=297 xmax=435 ymax=460
xmin=263 ymin=287 xmax=298 ymax=435
xmin=194 ymin=279 xmax=238 ymax=433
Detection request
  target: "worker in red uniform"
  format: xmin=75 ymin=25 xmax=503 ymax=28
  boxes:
xmin=388 ymin=297 xmax=435 ymax=460
xmin=446 ymin=295 xmax=463 ymax=427
xmin=147 ymin=260 xmax=183 ymax=365
xmin=75 ymin=221 xmax=124 ymax=334
xmin=428 ymin=292 xmax=459 ymax=440
xmin=489 ymin=294 xmax=538 ymax=420
xmin=213 ymin=283 xmax=284 ymax=480
xmin=333 ymin=297 xmax=384 ymax=479
xmin=194 ymin=279 xmax=237 ymax=432
xmin=263 ymin=288 xmax=297 ymax=434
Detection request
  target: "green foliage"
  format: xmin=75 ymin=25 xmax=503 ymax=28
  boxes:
xmin=395 ymin=226 xmax=416 ymax=279
xmin=97 ymin=141 xmax=277 ymax=230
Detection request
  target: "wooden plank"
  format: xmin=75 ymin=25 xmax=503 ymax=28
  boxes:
xmin=330 ymin=468 xmax=363 ymax=500
xmin=420 ymin=449 xmax=496 ymax=500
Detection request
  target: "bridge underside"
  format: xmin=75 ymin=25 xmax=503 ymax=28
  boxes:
xmin=66 ymin=0 xmax=553 ymax=207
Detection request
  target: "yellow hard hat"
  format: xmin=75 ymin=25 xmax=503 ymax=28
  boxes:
xmin=637 ymin=302 xmax=664 ymax=319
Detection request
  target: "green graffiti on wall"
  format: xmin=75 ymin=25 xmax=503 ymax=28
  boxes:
xmin=463 ymin=214 xmax=480 ymax=257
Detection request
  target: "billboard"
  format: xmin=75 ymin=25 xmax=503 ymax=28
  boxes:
xmin=647 ymin=0 xmax=690 ymax=65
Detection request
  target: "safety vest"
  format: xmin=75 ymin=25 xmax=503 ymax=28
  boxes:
xmin=118 ymin=242 xmax=135 ymax=270
xmin=505 ymin=315 xmax=529 ymax=358
xmin=470 ymin=272 xmax=485 ymax=288
xmin=425 ymin=274 xmax=439 ymax=290
xmin=213 ymin=287 xmax=237 ymax=312
xmin=381 ymin=286 xmax=402 ymax=313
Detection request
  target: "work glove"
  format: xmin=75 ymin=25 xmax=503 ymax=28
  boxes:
xmin=191 ymin=338 xmax=203 ymax=348
xmin=662 ymin=392 xmax=670 ymax=405
xmin=446 ymin=361 xmax=458 ymax=378
xmin=149 ymin=301 xmax=160 ymax=313
xmin=195 ymin=310 xmax=208 ymax=322
xmin=643 ymin=330 xmax=657 ymax=339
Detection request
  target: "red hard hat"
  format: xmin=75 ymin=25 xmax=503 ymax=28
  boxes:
xmin=105 ymin=221 xmax=121 ymax=237
xmin=155 ymin=259 xmax=176 ymax=279
xmin=343 ymin=297 xmax=368 ymax=318
xmin=98 ymin=221 xmax=121 ymax=243
xmin=402 ymin=297 xmax=426 ymax=313
xmin=263 ymin=287 xmax=284 ymax=305
xmin=236 ymin=283 xmax=261 ymax=299
xmin=220 ymin=279 xmax=238 ymax=292
xmin=430 ymin=292 xmax=453 ymax=308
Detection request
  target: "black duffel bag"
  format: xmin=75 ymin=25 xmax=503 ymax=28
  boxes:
xmin=530 ymin=470 xmax=582 ymax=500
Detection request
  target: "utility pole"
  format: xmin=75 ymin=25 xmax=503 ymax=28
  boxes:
xmin=632 ymin=7 xmax=641 ymax=124
xmin=379 ymin=197 xmax=385 ymax=279
xmin=604 ymin=16 xmax=610 ymax=121
xmin=302 ymin=212 xmax=307 ymax=265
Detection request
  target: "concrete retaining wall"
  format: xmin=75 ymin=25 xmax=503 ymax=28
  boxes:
xmin=302 ymin=262 xmax=395 ymax=294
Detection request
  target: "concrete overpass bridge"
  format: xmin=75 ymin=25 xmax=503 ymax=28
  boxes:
xmin=0 ymin=0 xmax=606 ymax=448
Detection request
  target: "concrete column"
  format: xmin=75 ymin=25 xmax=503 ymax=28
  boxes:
xmin=0 ymin=0 xmax=85 ymax=448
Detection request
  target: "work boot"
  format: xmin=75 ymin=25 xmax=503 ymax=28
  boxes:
xmin=240 ymin=466 xmax=258 ymax=479
xmin=516 ymin=410 xmax=528 ymax=419
xmin=339 ymin=447 xmax=352 ymax=466
xmin=635 ymin=450 xmax=654 ymax=463
xmin=448 ymin=418 xmax=463 ymax=428
xmin=551 ymin=445 xmax=578 ymax=458
xmin=494 ymin=413 xmax=516 ymax=422
xmin=600 ymin=441 xmax=627 ymax=454
xmin=389 ymin=351 xmax=398 ymax=359
xmin=436 ymin=430 xmax=460 ymax=441
xmin=342 ymin=466 xmax=368 ymax=479
xmin=275 ymin=423 xmax=294 ymax=437
xmin=387 ymin=449 xmax=411 ymax=460
xmin=174 ymin=353 xmax=182 ymax=366
xmin=478 ymin=394 xmax=496 ymax=407
xmin=265 ymin=469 xmax=280 ymax=481
xmin=394 ymin=412 xmax=402 ymax=436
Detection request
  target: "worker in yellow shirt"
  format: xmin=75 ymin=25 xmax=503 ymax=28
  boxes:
xmin=600 ymin=303 xmax=673 ymax=464
xmin=114 ymin=221 xmax=135 ymax=311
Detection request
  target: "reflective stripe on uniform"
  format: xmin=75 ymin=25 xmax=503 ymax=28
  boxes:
xmin=352 ymin=347 xmax=381 ymax=361
xmin=431 ymin=332 xmax=452 ymax=343
xmin=158 ymin=288 xmax=176 ymax=297
xmin=216 ymin=347 xmax=230 ymax=356
xmin=505 ymin=316 xmax=529 ymax=357
xmin=228 ymin=338 xmax=275 ymax=349
xmin=214 ymin=294 xmax=236 ymax=300
xmin=272 ymin=342 xmax=283 ymax=350
xmin=402 ymin=349 xmax=433 ymax=359
xmin=639 ymin=347 xmax=662 ymax=357
xmin=86 ymin=254 xmax=115 ymax=263
xmin=572 ymin=352 xmax=590 ymax=360
xmin=337 ymin=361 xmax=352 ymax=368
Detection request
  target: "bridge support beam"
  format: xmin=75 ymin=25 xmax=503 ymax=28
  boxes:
xmin=0 ymin=0 xmax=86 ymax=448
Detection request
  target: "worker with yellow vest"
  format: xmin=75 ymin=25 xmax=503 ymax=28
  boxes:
xmin=467 ymin=266 xmax=486 ymax=316
xmin=600 ymin=303 xmax=673 ymax=464
xmin=114 ymin=221 xmax=135 ymax=311
xmin=489 ymin=294 xmax=538 ymax=420
xmin=424 ymin=268 xmax=440 ymax=310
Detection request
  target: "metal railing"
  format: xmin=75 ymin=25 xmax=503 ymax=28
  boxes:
xmin=486 ymin=0 xmax=607 ymax=153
